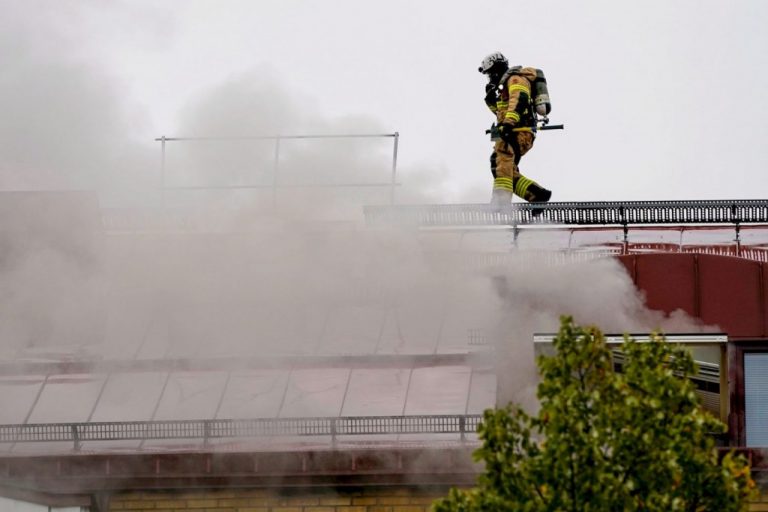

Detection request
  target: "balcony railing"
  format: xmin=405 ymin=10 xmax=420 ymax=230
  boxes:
xmin=0 ymin=415 xmax=483 ymax=452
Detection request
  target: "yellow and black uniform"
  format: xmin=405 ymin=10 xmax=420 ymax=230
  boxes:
xmin=488 ymin=66 xmax=550 ymax=203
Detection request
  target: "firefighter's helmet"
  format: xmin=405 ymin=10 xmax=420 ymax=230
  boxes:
xmin=478 ymin=52 xmax=508 ymax=74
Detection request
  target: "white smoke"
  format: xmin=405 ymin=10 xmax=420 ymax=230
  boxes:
xmin=0 ymin=4 xmax=713 ymax=426
xmin=484 ymin=251 xmax=714 ymax=407
xmin=0 ymin=3 xmax=160 ymax=201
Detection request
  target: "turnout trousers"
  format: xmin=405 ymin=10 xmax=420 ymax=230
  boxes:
xmin=492 ymin=131 xmax=539 ymax=201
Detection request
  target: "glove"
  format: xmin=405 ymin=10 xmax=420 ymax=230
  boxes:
xmin=484 ymin=83 xmax=498 ymax=106
xmin=497 ymin=123 xmax=516 ymax=144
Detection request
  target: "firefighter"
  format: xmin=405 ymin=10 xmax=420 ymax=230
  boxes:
xmin=479 ymin=52 xmax=552 ymax=207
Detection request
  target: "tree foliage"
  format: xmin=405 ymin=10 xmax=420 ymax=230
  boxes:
xmin=434 ymin=316 xmax=755 ymax=512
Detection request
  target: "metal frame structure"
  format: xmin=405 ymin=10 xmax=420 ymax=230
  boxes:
xmin=0 ymin=353 xmax=490 ymax=378
xmin=156 ymin=133 xmax=400 ymax=205
xmin=365 ymin=200 xmax=768 ymax=256
xmin=0 ymin=350 xmax=494 ymax=455
xmin=364 ymin=200 xmax=768 ymax=227
xmin=0 ymin=415 xmax=482 ymax=452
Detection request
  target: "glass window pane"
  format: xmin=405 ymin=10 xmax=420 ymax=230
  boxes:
xmin=27 ymin=374 xmax=106 ymax=423
xmin=216 ymin=370 xmax=290 ymax=419
xmin=404 ymin=366 xmax=471 ymax=415
xmin=153 ymin=371 xmax=228 ymax=421
xmin=466 ymin=371 xmax=497 ymax=414
xmin=745 ymin=353 xmax=768 ymax=447
xmin=0 ymin=376 xmax=45 ymax=423
xmin=341 ymin=369 xmax=410 ymax=416
xmin=279 ymin=369 xmax=350 ymax=417
xmin=90 ymin=372 xmax=168 ymax=422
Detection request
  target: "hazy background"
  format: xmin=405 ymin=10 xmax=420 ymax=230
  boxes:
xmin=0 ymin=1 xmax=748 ymax=417
xmin=1 ymin=0 xmax=766 ymax=205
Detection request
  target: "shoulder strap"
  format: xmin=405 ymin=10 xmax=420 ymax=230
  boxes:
xmin=499 ymin=65 xmax=523 ymax=86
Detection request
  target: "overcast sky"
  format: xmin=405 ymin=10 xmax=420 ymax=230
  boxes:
xmin=2 ymin=0 xmax=767 ymax=206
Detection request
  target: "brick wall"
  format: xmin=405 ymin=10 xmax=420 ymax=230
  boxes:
xmin=109 ymin=487 xmax=449 ymax=512
xmin=751 ymin=490 xmax=768 ymax=511
xmin=86 ymin=485 xmax=768 ymax=512
xmin=108 ymin=483 xmax=768 ymax=511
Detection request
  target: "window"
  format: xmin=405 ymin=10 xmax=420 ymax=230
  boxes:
xmin=0 ymin=496 xmax=85 ymax=511
xmin=533 ymin=333 xmax=728 ymax=421
xmin=744 ymin=353 xmax=768 ymax=447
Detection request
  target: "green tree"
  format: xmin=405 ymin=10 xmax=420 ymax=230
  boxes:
xmin=434 ymin=316 xmax=755 ymax=512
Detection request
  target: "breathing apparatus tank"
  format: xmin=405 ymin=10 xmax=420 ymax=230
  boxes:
xmin=533 ymin=69 xmax=551 ymax=116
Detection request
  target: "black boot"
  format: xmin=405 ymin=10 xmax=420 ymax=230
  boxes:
xmin=527 ymin=183 xmax=551 ymax=217
xmin=527 ymin=183 xmax=552 ymax=203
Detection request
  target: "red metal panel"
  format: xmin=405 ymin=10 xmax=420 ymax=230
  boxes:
xmin=616 ymin=255 xmax=636 ymax=282
xmin=764 ymin=263 xmax=768 ymax=338
xmin=698 ymin=255 xmax=763 ymax=338
xmin=634 ymin=254 xmax=697 ymax=317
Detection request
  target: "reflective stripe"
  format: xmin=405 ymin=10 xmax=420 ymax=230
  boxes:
xmin=512 ymin=126 xmax=533 ymax=132
xmin=508 ymin=84 xmax=531 ymax=94
xmin=515 ymin=177 xmax=534 ymax=197
xmin=505 ymin=111 xmax=520 ymax=122
xmin=496 ymin=101 xmax=508 ymax=109
xmin=494 ymin=177 xmax=514 ymax=191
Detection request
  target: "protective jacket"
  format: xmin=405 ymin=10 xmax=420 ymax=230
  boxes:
xmin=488 ymin=66 xmax=538 ymax=131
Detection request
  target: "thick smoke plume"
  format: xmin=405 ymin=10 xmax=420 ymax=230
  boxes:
xmin=484 ymin=252 xmax=713 ymax=406
xmin=0 ymin=4 xmax=711 ymax=422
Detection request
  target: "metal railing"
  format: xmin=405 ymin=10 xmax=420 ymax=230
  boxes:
xmin=157 ymin=132 xmax=400 ymax=205
xmin=364 ymin=200 xmax=768 ymax=227
xmin=0 ymin=353 xmax=492 ymax=378
xmin=0 ymin=415 xmax=483 ymax=452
